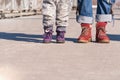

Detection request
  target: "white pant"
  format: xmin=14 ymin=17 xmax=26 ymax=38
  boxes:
xmin=3 ymin=0 xmax=19 ymax=11
xmin=0 ymin=0 xmax=5 ymax=10
xmin=30 ymin=0 xmax=37 ymax=10
xmin=21 ymin=0 xmax=30 ymax=10
xmin=11 ymin=0 xmax=20 ymax=10
xmin=37 ymin=0 xmax=43 ymax=10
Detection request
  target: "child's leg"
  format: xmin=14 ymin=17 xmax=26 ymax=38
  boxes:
xmin=56 ymin=0 xmax=70 ymax=32
xmin=42 ymin=0 xmax=56 ymax=43
xmin=55 ymin=0 xmax=70 ymax=43
xmin=42 ymin=0 xmax=56 ymax=31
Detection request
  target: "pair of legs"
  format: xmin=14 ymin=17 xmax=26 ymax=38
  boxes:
xmin=42 ymin=0 xmax=70 ymax=43
xmin=21 ymin=0 xmax=30 ymax=11
xmin=77 ymin=0 xmax=115 ymax=43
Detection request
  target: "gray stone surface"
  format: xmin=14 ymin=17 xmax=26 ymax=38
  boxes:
xmin=0 ymin=9 xmax=120 ymax=80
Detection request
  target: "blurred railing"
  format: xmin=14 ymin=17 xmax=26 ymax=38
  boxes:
xmin=0 ymin=0 xmax=42 ymax=18
xmin=0 ymin=0 xmax=120 ymax=19
xmin=0 ymin=0 xmax=77 ymax=19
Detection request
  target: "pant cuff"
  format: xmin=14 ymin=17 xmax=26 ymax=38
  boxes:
xmin=56 ymin=26 xmax=66 ymax=32
xmin=77 ymin=15 xmax=93 ymax=24
xmin=44 ymin=26 xmax=53 ymax=32
xmin=96 ymin=14 xmax=112 ymax=22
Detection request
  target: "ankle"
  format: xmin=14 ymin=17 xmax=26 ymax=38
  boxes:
xmin=96 ymin=22 xmax=107 ymax=28
xmin=81 ymin=23 xmax=91 ymax=28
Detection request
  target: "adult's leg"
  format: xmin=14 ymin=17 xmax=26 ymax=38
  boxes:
xmin=96 ymin=0 xmax=115 ymax=43
xmin=77 ymin=0 xmax=92 ymax=43
xmin=77 ymin=0 xmax=93 ymax=24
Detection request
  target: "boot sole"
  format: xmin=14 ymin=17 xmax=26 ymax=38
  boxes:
xmin=43 ymin=40 xmax=52 ymax=43
xmin=56 ymin=41 xmax=65 ymax=43
xmin=78 ymin=38 xmax=92 ymax=43
xmin=96 ymin=40 xmax=110 ymax=43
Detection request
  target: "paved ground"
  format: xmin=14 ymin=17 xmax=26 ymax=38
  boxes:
xmin=0 ymin=9 xmax=120 ymax=80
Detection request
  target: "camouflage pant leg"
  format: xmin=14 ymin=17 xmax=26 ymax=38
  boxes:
xmin=56 ymin=0 xmax=70 ymax=27
xmin=42 ymin=0 xmax=71 ymax=31
xmin=42 ymin=0 xmax=56 ymax=30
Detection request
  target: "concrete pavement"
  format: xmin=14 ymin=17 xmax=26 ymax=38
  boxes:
xmin=0 ymin=9 xmax=120 ymax=80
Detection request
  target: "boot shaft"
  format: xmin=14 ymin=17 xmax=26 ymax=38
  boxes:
xmin=96 ymin=22 xmax=110 ymax=43
xmin=78 ymin=23 xmax=92 ymax=43
xmin=56 ymin=31 xmax=65 ymax=43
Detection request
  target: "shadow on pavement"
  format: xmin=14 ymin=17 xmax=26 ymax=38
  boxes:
xmin=0 ymin=32 xmax=77 ymax=43
xmin=65 ymin=38 xmax=77 ymax=43
xmin=114 ymin=18 xmax=120 ymax=20
xmin=108 ymin=34 xmax=120 ymax=41
xmin=0 ymin=32 xmax=42 ymax=43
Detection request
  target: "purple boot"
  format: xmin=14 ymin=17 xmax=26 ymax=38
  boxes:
xmin=43 ymin=30 xmax=53 ymax=43
xmin=56 ymin=31 xmax=65 ymax=43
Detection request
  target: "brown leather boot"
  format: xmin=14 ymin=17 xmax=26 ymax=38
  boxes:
xmin=96 ymin=22 xmax=110 ymax=43
xmin=78 ymin=23 xmax=92 ymax=43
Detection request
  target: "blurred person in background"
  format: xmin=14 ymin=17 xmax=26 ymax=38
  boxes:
xmin=11 ymin=0 xmax=21 ymax=12
xmin=30 ymin=0 xmax=37 ymax=12
xmin=21 ymin=0 xmax=30 ymax=12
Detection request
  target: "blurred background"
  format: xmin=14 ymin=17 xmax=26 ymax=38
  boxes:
xmin=0 ymin=0 xmax=120 ymax=19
